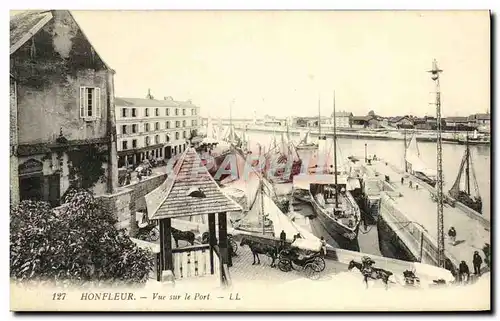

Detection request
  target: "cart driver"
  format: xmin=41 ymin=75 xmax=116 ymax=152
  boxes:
xmin=361 ymin=256 xmax=375 ymax=275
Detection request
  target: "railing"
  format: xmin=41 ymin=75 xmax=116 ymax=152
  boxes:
xmin=172 ymin=244 xmax=218 ymax=280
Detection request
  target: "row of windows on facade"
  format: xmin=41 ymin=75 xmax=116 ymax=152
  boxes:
xmin=120 ymin=119 xmax=198 ymax=134
xmin=121 ymin=131 xmax=187 ymax=150
xmin=120 ymin=106 xmax=198 ymax=118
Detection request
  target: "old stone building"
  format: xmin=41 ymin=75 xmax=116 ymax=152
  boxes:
xmin=10 ymin=10 xmax=118 ymax=207
xmin=115 ymin=92 xmax=201 ymax=167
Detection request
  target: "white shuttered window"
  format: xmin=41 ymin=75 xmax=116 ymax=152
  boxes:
xmin=79 ymin=86 xmax=102 ymax=119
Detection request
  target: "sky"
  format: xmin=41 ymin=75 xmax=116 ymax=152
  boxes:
xmin=27 ymin=10 xmax=494 ymax=118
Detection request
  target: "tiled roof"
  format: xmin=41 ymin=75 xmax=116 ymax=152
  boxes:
xmin=147 ymin=148 xmax=242 ymax=220
xmin=445 ymin=116 xmax=468 ymax=123
xmin=115 ymin=97 xmax=180 ymax=108
xmin=116 ymin=97 xmax=197 ymax=108
xmin=10 ymin=10 xmax=53 ymax=54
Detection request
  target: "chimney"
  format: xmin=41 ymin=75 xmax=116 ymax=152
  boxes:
xmin=146 ymin=88 xmax=154 ymax=100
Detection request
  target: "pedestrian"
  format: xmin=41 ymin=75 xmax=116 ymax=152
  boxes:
xmin=401 ymin=177 xmax=404 ymax=185
xmin=409 ymin=181 xmax=413 ymax=188
xmin=280 ymin=230 xmax=286 ymax=251
xmin=448 ymin=227 xmax=457 ymax=246
xmin=458 ymin=260 xmax=470 ymax=284
xmin=320 ymin=236 xmax=327 ymax=257
xmin=415 ymin=184 xmax=419 ymax=190
xmin=473 ymin=251 xmax=483 ymax=276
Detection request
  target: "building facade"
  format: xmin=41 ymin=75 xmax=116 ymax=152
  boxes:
xmin=10 ymin=10 xmax=118 ymax=207
xmin=115 ymin=94 xmax=201 ymax=167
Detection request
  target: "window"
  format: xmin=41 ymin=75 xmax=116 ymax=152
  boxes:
xmin=183 ymin=131 xmax=186 ymax=138
xmin=175 ymin=108 xmax=179 ymax=116
xmin=155 ymin=122 xmax=159 ymax=131
xmin=166 ymin=108 xmax=170 ymax=116
xmin=121 ymin=125 xmax=127 ymax=134
xmin=121 ymin=108 xmax=127 ymax=118
xmin=182 ymin=120 xmax=186 ymax=127
xmin=166 ymin=134 xmax=170 ymax=142
xmin=155 ymin=135 xmax=160 ymax=144
xmin=145 ymin=108 xmax=150 ymax=117
xmin=145 ymin=123 xmax=150 ymax=132
xmin=122 ymin=140 xmax=128 ymax=150
xmin=166 ymin=121 xmax=170 ymax=129
xmin=79 ymin=87 xmax=101 ymax=119
xmin=175 ymin=132 xmax=179 ymax=140
xmin=191 ymin=109 xmax=194 ymax=116
xmin=191 ymin=120 xmax=196 ymax=126
xmin=182 ymin=109 xmax=186 ymax=116
xmin=175 ymin=121 xmax=180 ymax=128
xmin=145 ymin=136 xmax=150 ymax=146
xmin=132 ymin=124 xmax=138 ymax=133
xmin=155 ymin=108 xmax=159 ymax=116
xmin=132 ymin=108 xmax=137 ymax=117
xmin=132 ymin=139 xmax=137 ymax=148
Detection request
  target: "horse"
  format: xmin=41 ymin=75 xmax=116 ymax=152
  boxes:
xmin=171 ymin=227 xmax=195 ymax=248
xmin=240 ymin=237 xmax=278 ymax=267
xmin=348 ymin=260 xmax=394 ymax=290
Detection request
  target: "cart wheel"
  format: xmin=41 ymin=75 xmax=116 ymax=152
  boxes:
xmin=148 ymin=227 xmax=160 ymax=242
xmin=278 ymin=259 xmax=292 ymax=272
xmin=313 ymin=256 xmax=326 ymax=272
xmin=304 ymin=263 xmax=320 ymax=280
xmin=229 ymin=239 xmax=238 ymax=255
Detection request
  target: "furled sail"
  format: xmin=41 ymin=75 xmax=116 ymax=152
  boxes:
xmin=448 ymin=143 xmax=482 ymax=213
xmin=405 ymin=132 xmax=437 ymax=178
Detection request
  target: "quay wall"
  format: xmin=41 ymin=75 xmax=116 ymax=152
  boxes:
xmin=385 ymin=161 xmax=490 ymax=230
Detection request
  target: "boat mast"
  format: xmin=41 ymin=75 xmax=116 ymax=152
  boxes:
xmin=403 ymin=129 xmax=408 ymax=172
xmin=318 ymin=95 xmax=322 ymax=139
xmin=428 ymin=59 xmax=445 ymax=268
xmin=333 ymin=91 xmax=338 ymax=208
xmin=230 ymin=99 xmax=234 ymax=144
xmin=260 ymin=176 xmax=265 ymax=235
xmin=465 ymin=133 xmax=471 ymax=195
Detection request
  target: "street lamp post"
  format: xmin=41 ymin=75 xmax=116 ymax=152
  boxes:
xmin=364 ymin=143 xmax=368 ymax=163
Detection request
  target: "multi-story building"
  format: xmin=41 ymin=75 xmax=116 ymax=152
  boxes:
xmin=115 ymin=93 xmax=201 ymax=167
xmin=10 ymin=10 xmax=118 ymax=207
xmin=321 ymin=111 xmax=352 ymax=128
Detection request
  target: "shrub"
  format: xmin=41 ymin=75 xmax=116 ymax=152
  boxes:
xmin=10 ymin=189 xmax=154 ymax=286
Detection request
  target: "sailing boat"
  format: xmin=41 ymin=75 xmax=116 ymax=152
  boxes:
xmin=294 ymin=91 xmax=361 ymax=251
xmin=448 ymin=134 xmax=482 ymax=213
xmin=296 ymin=129 xmax=319 ymax=150
xmin=404 ymin=130 xmax=438 ymax=187
xmin=263 ymin=122 xmax=302 ymax=184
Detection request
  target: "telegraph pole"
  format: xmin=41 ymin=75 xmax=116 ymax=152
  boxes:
xmin=427 ymin=59 xmax=445 ymax=268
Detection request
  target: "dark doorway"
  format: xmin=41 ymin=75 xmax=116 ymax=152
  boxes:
xmin=19 ymin=175 xmax=43 ymax=202
xmin=47 ymin=174 xmax=60 ymax=207
xmin=165 ymin=146 xmax=172 ymax=159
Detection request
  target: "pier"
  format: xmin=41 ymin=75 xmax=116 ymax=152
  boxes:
xmin=362 ymin=158 xmax=490 ymax=270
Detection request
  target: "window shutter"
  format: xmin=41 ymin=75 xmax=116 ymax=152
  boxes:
xmin=95 ymin=88 xmax=101 ymax=118
xmin=79 ymin=87 xmax=85 ymax=118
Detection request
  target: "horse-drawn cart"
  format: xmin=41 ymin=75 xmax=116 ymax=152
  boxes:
xmin=277 ymin=238 xmax=325 ymax=280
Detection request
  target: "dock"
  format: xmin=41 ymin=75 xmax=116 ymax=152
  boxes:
xmin=363 ymin=158 xmax=490 ymax=270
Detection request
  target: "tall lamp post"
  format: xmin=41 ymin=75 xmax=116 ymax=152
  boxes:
xmin=400 ymin=221 xmax=428 ymax=263
xmin=364 ymin=143 xmax=368 ymax=163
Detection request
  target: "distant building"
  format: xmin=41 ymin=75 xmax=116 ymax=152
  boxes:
xmin=329 ymin=111 xmax=352 ymax=128
xmin=351 ymin=115 xmax=379 ymax=129
xmin=10 ymin=10 xmax=118 ymax=207
xmin=115 ymin=93 xmax=201 ymax=167
xmin=445 ymin=116 xmax=469 ymax=127
xmin=388 ymin=116 xmax=414 ymax=129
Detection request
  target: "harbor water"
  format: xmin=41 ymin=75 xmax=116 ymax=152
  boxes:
xmin=240 ymin=130 xmax=491 ymax=219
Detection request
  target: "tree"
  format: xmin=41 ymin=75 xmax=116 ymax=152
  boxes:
xmin=368 ymin=110 xmax=376 ymax=116
xmin=10 ymin=189 xmax=154 ymax=286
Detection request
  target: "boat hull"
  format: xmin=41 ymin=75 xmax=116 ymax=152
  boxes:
xmin=309 ymin=192 xmax=361 ymax=251
xmin=296 ymin=144 xmax=318 ymax=151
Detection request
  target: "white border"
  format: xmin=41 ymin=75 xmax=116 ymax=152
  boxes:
xmin=3 ymin=1 xmax=498 ymax=320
